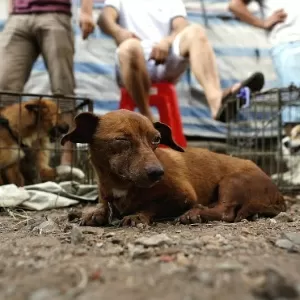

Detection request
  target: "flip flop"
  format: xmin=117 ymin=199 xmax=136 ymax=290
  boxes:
xmin=215 ymin=72 xmax=265 ymax=123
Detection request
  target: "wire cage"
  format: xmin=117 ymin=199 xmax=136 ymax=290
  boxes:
xmin=225 ymin=85 xmax=300 ymax=194
xmin=0 ymin=91 xmax=95 ymax=186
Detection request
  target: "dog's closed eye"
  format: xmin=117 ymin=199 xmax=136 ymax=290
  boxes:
xmin=114 ymin=137 xmax=130 ymax=143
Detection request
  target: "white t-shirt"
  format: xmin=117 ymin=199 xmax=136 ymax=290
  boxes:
xmin=103 ymin=0 xmax=187 ymax=43
xmin=262 ymin=0 xmax=300 ymax=46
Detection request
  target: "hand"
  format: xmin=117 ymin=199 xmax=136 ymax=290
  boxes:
xmin=79 ymin=12 xmax=95 ymax=40
xmin=149 ymin=39 xmax=171 ymax=65
xmin=115 ymin=28 xmax=139 ymax=45
xmin=263 ymin=9 xmax=287 ymax=30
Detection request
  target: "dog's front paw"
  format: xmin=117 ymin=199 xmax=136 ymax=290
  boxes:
xmin=121 ymin=213 xmax=151 ymax=227
xmin=56 ymin=165 xmax=85 ymax=182
xmin=79 ymin=208 xmax=108 ymax=227
xmin=177 ymin=208 xmax=202 ymax=224
xmin=40 ymin=167 xmax=57 ymax=181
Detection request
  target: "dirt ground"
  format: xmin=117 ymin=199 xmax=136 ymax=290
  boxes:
xmin=0 ymin=198 xmax=300 ymax=300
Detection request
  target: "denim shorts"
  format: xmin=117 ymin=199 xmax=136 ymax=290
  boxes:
xmin=271 ymin=41 xmax=300 ymax=124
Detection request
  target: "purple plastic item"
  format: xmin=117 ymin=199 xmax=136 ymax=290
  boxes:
xmin=237 ymin=86 xmax=251 ymax=108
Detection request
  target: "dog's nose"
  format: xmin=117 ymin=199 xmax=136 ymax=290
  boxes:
xmin=284 ymin=140 xmax=290 ymax=148
xmin=145 ymin=166 xmax=164 ymax=182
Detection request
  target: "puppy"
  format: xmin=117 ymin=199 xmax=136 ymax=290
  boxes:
xmin=272 ymin=124 xmax=300 ymax=185
xmin=0 ymin=99 xmax=69 ymax=186
xmin=61 ymin=110 xmax=286 ymax=226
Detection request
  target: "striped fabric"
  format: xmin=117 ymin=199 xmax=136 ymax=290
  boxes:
xmin=0 ymin=0 xmax=279 ymax=139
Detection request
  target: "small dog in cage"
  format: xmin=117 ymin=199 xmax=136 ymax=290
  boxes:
xmin=61 ymin=110 xmax=286 ymax=227
xmin=275 ymin=124 xmax=300 ymax=185
xmin=0 ymin=98 xmax=69 ymax=186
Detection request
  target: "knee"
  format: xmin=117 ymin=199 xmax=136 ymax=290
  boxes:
xmin=184 ymin=24 xmax=208 ymax=44
xmin=118 ymin=39 xmax=144 ymax=68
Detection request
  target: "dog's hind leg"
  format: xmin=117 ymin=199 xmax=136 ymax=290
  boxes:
xmin=178 ymin=171 xmax=277 ymax=224
xmin=178 ymin=203 xmax=236 ymax=224
xmin=178 ymin=174 xmax=244 ymax=224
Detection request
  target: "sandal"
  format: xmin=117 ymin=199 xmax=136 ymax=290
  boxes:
xmin=215 ymin=72 xmax=265 ymax=123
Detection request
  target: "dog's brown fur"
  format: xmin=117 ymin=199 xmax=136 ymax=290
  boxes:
xmin=61 ymin=110 xmax=286 ymax=226
xmin=0 ymin=99 xmax=69 ymax=186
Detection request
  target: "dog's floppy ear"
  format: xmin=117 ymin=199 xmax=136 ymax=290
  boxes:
xmin=61 ymin=112 xmax=99 ymax=145
xmin=25 ymin=100 xmax=43 ymax=113
xmin=154 ymin=122 xmax=185 ymax=152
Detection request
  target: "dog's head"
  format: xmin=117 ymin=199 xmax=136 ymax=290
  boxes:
xmin=61 ymin=110 xmax=184 ymax=188
xmin=25 ymin=99 xmax=69 ymax=142
xmin=283 ymin=124 xmax=300 ymax=155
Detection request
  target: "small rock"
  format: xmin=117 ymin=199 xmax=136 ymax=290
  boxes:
xmin=74 ymin=248 xmax=87 ymax=256
xmin=96 ymin=242 xmax=104 ymax=248
xmin=252 ymin=269 xmax=299 ymax=300
xmin=269 ymin=219 xmax=277 ymax=225
xmin=127 ymin=243 xmax=151 ymax=259
xmin=68 ymin=210 xmax=82 ymax=223
xmin=33 ymin=219 xmax=59 ymax=234
xmin=217 ymin=261 xmax=243 ymax=271
xmin=160 ymin=262 xmax=181 ymax=275
xmin=197 ymin=271 xmax=214 ymax=287
xmin=241 ymin=227 xmax=251 ymax=235
xmin=283 ymin=232 xmax=300 ymax=245
xmin=111 ymin=237 xmax=122 ymax=244
xmin=274 ymin=212 xmax=293 ymax=223
xmin=136 ymin=223 xmax=144 ymax=230
xmin=176 ymin=253 xmax=190 ymax=266
xmin=71 ymin=225 xmax=84 ymax=245
xmin=135 ymin=233 xmax=172 ymax=247
xmin=28 ymin=288 xmax=60 ymax=300
xmin=182 ymin=239 xmax=203 ymax=248
xmin=104 ymin=232 xmax=115 ymax=238
xmin=215 ymin=234 xmax=228 ymax=245
xmin=199 ymin=235 xmax=213 ymax=245
xmin=102 ymin=245 xmax=124 ymax=256
xmin=275 ymin=239 xmax=295 ymax=251
xmin=82 ymin=227 xmax=104 ymax=236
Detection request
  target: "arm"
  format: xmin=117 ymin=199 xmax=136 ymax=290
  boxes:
xmin=164 ymin=16 xmax=189 ymax=47
xmin=228 ymin=0 xmax=287 ymax=30
xmin=80 ymin=0 xmax=93 ymax=16
xmin=163 ymin=0 xmax=189 ymax=46
xmin=228 ymin=0 xmax=265 ymax=28
xmin=98 ymin=6 xmax=121 ymax=40
xmin=8 ymin=0 xmax=12 ymax=14
xmin=79 ymin=0 xmax=95 ymax=39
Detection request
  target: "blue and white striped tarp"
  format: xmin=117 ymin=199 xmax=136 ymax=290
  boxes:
xmin=0 ymin=0 xmax=279 ymax=139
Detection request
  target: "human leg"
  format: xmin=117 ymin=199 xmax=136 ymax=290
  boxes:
xmin=176 ymin=24 xmax=264 ymax=120
xmin=271 ymin=42 xmax=300 ymax=126
xmin=0 ymin=15 xmax=39 ymax=105
xmin=116 ymin=38 xmax=154 ymax=121
xmin=36 ymin=13 xmax=76 ymax=166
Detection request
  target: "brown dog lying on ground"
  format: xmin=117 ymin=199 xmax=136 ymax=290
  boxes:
xmin=0 ymin=99 xmax=69 ymax=186
xmin=61 ymin=110 xmax=286 ymax=226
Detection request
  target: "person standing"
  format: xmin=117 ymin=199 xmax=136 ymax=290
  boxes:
xmin=0 ymin=0 xmax=95 ymax=171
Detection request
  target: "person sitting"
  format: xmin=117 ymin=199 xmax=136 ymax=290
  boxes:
xmin=229 ymin=0 xmax=300 ymax=126
xmin=98 ymin=0 xmax=264 ymax=122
